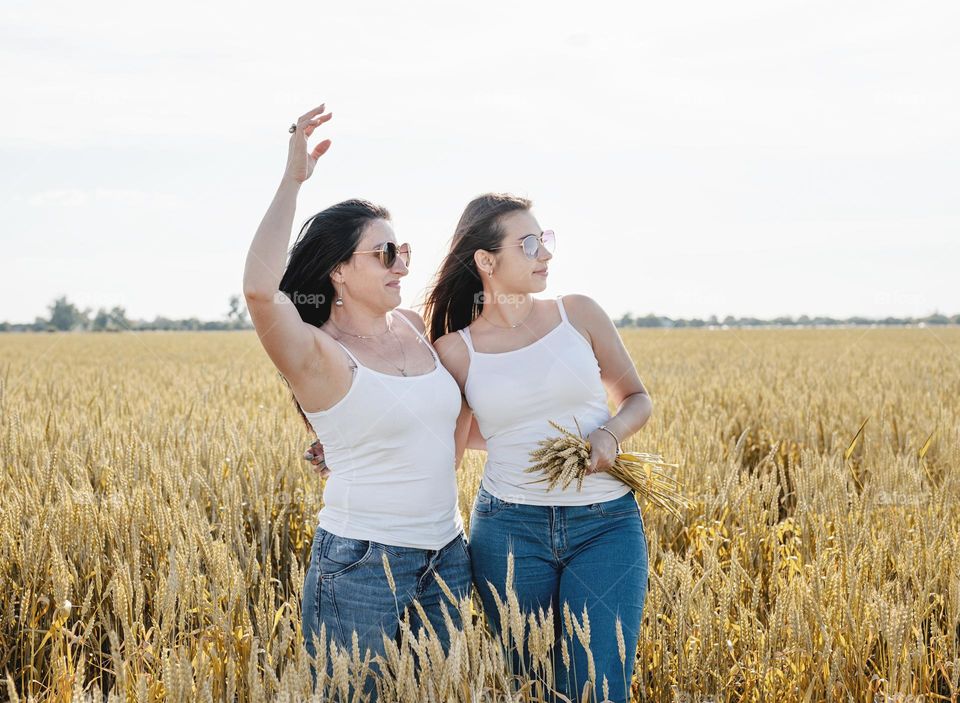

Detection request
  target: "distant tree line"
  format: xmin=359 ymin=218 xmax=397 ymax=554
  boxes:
xmin=0 ymin=295 xmax=252 ymax=332
xmin=2 ymin=296 xmax=957 ymax=332
xmin=614 ymin=312 xmax=960 ymax=328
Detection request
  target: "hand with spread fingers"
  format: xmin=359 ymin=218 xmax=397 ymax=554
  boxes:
xmin=284 ymin=103 xmax=333 ymax=184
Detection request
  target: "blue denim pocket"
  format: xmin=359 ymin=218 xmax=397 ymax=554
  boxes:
xmin=592 ymin=491 xmax=640 ymax=517
xmin=473 ymin=487 xmax=504 ymax=516
xmin=318 ymin=529 xmax=374 ymax=579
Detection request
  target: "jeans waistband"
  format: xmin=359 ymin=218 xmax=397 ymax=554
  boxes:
xmin=320 ymin=526 xmax=465 ymax=557
xmin=477 ymin=484 xmax=635 ymax=510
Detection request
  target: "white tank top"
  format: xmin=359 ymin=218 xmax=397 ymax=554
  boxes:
xmin=301 ymin=311 xmax=464 ymax=549
xmin=458 ymin=295 xmax=632 ymax=506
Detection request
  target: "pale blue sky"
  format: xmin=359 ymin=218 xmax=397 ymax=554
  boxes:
xmin=2 ymin=0 xmax=957 ymax=324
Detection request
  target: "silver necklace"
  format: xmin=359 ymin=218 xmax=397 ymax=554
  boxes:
xmin=480 ymin=302 xmax=535 ymax=329
xmin=327 ymin=315 xmax=393 ymax=339
xmin=327 ymin=316 xmax=409 ymax=376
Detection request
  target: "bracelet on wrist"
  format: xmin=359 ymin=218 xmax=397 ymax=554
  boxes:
xmin=597 ymin=425 xmax=622 ymax=453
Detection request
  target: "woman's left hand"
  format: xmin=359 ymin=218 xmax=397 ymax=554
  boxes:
xmin=304 ymin=439 xmax=331 ymax=478
xmin=585 ymin=429 xmax=618 ymax=474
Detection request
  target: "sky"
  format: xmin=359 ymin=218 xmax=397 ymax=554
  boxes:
xmin=1 ymin=0 xmax=957 ymax=324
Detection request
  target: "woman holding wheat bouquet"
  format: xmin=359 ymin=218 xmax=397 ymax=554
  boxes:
xmin=426 ymin=193 xmax=653 ymax=703
xmin=243 ymin=102 xmax=472 ymax=699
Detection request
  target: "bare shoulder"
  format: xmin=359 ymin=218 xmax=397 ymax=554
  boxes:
xmin=395 ymin=307 xmax=426 ymax=334
xmin=560 ymin=293 xmax=608 ymax=321
xmin=433 ymin=330 xmax=469 ymax=363
xmin=561 ymin=293 xmax=611 ymax=336
xmin=433 ymin=330 xmax=471 ymax=389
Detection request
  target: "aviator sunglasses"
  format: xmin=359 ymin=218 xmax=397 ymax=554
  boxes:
xmin=353 ymin=241 xmax=412 ymax=268
xmin=490 ymin=229 xmax=556 ymax=259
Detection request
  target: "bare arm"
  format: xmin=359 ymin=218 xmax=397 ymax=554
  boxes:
xmin=433 ymin=331 xmax=485 ymax=469
xmin=453 ymin=399 xmax=488 ymax=469
xmin=467 ymin=414 xmax=487 ymax=452
xmin=453 ymin=397 xmax=473 ymax=470
xmin=244 ymin=176 xmax=302 ymax=294
xmin=563 ymin=294 xmax=653 ymax=473
xmin=242 ymin=103 xmax=334 ymax=381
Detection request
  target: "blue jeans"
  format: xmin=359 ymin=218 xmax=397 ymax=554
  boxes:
xmin=301 ymin=525 xmax=473 ymax=700
xmin=469 ymin=485 xmax=648 ymax=703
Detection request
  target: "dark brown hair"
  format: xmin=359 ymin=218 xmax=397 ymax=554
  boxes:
xmin=277 ymin=198 xmax=391 ymax=430
xmin=423 ymin=193 xmax=532 ymax=342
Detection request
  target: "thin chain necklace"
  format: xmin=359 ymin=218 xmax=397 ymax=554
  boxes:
xmin=480 ymin=301 xmax=536 ymax=329
xmin=327 ymin=314 xmax=393 ymax=339
xmin=326 ymin=314 xmax=409 ymax=376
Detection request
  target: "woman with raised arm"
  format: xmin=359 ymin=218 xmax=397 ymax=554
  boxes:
xmin=426 ymin=193 xmax=653 ymax=703
xmin=242 ymin=103 xmax=472 ymax=699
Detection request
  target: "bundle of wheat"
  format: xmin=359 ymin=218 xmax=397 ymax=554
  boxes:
xmin=525 ymin=418 xmax=691 ymax=519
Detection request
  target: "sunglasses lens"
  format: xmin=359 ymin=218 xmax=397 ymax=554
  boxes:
xmin=380 ymin=242 xmax=412 ymax=268
xmin=379 ymin=242 xmax=397 ymax=268
xmin=541 ymin=229 xmax=556 ymax=253
xmin=522 ymin=235 xmax=540 ymax=258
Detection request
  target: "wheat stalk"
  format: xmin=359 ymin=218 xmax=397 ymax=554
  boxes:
xmin=6 ymin=329 xmax=957 ymax=701
xmin=524 ymin=418 xmax=692 ymax=519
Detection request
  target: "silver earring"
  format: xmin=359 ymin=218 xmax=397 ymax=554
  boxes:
xmin=334 ymin=283 xmax=344 ymax=307
xmin=487 ymin=269 xmax=493 ymax=277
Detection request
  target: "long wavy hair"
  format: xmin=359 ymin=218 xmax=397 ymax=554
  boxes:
xmin=277 ymin=198 xmax=391 ymax=429
xmin=423 ymin=193 xmax=532 ymax=342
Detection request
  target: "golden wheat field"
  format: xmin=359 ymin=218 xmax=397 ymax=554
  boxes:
xmin=1 ymin=326 xmax=958 ymax=702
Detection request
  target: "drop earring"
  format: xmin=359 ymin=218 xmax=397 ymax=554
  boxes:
xmin=334 ymin=282 xmax=344 ymax=307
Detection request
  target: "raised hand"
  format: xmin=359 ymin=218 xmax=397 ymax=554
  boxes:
xmin=284 ymin=103 xmax=333 ymax=184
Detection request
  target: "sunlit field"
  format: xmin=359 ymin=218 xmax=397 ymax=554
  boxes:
xmin=2 ymin=326 xmax=958 ymax=702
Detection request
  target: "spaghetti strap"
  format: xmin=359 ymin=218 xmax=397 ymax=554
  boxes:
xmin=330 ymin=338 xmax=361 ymax=372
xmin=393 ymin=310 xmax=427 ymax=342
xmin=555 ymin=294 xmax=569 ymax=324
xmin=393 ymin=310 xmax=440 ymax=364
xmin=457 ymin=328 xmax=475 ymax=358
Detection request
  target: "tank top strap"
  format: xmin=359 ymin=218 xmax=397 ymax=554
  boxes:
xmin=324 ymin=339 xmax=363 ymax=372
xmin=331 ymin=338 xmax=361 ymax=370
xmin=393 ymin=310 xmax=440 ymax=364
xmin=457 ymin=327 xmax=475 ymax=358
xmin=555 ymin=294 xmax=569 ymax=324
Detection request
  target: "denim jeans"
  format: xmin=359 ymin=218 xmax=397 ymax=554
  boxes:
xmin=469 ymin=485 xmax=648 ymax=703
xmin=301 ymin=525 xmax=473 ymax=700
